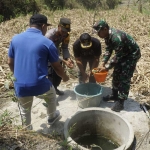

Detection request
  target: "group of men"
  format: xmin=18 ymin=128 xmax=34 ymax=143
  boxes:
xmin=8 ymin=13 xmax=141 ymax=129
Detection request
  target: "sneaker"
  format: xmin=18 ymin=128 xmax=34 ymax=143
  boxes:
xmin=111 ymin=100 xmax=124 ymax=112
xmin=56 ymin=89 xmax=64 ymax=96
xmin=103 ymin=94 xmax=117 ymax=102
xmin=48 ymin=111 xmax=62 ymax=125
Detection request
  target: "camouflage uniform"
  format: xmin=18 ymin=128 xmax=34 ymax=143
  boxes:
xmin=103 ymin=28 xmax=141 ymax=100
xmin=45 ymin=28 xmax=70 ymax=89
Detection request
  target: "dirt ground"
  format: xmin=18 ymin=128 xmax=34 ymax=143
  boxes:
xmin=1 ymin=2 xmax=150 ymax=149
xmin=0 ymin=78 xmax=150 ymax=150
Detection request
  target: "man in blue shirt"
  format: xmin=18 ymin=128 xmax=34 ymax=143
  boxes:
xmin=8 ymin=14 xmax=69 ymax=129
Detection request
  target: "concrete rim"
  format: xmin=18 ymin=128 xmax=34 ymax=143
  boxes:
xmin=64 ymin=107 xmax=134 ymax=150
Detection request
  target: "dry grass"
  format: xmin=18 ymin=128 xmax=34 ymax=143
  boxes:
xmin=0 ymin=126 xmax=63 ymax=149
xmin=1 ymin=7 xmax=150 ymax=102
xmin=0 ymin=6 xmax=150 ymax=148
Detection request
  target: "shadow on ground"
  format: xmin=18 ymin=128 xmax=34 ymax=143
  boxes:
xmin=57 ymin=89 xmax=76 ymax=102
xmin=101 ymin=86 xmax=142 ymax=112
xmin=35 ymin=84 xmax=150 ymax=150
xmin=59 ymin=85 xmax=143 ymax=113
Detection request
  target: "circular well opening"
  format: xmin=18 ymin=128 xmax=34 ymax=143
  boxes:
xmin=64 ymin=108 xmax=134 ymax=150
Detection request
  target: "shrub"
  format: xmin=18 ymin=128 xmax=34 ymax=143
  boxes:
xmin=106 ymin=0 xmax=121 ymax=9
xmin=0 ymin=0 xmax=39 ymax=22
xmin=40 ymin=0 xmax=121 ymax=10
xmin=43 ymin=0 xmax=65 ymax=10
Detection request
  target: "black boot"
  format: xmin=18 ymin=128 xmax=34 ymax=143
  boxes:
xmin=103 ymin=89 xmax=118 ymax=102
xmin=54 ymin=86 xmax=64 ymax=96
xmin=111 ymin=99 xmax=124 ymax=112
xmin=56 ymin=89 xmax=64 ymax=96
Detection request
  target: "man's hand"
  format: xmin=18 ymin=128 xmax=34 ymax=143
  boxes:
xmin=99 ymin=62 xmax=107 ymax=72
xmin=101 ymin=62 xmax=106 ymax=67
xmin=51 ymin=62 xmax=69 ymax=81
xmin=98 ymin=66 xmax=106 ymax=72
xmin=63 ymin=58 xmax=74 ymax=68
xmin=89 ymin=71 xmax=93 ymax=77
xmin=8 ymin=57 xmax=14 ymax=73
xmin=62 ymin=73 xmax=69 ymax=82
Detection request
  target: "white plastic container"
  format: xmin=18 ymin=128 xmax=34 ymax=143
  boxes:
xmin=74 ymin=83 xmax=102 ymax=108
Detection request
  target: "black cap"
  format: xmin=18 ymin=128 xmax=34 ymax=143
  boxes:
xmin=59 ymin=18 xmax=71 ymax=32
xmin=80 ymin=33 xmax=92 ymax=48
xmin=30 ymin=14 xmax=51 ymax=26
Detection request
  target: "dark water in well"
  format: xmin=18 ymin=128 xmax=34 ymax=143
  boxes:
xmin=75 ymin=135 xmax=119 ymax=150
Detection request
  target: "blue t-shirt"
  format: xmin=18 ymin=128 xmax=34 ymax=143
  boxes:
xmin=8 ymin=28 xmax=59 ymax=97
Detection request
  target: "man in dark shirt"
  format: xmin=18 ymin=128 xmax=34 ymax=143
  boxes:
xmin=73 ymin=33 xmax=101 ymax=83
xmin=93 ymin=20 xmax=141 ymax=112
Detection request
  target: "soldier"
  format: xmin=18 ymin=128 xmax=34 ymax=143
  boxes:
xmin=93 ymin=20 xmax=141 ymax=112
xmin=45 ymin=18 xmax=74 ymax=95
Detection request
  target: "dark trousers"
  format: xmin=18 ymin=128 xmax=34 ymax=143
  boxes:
xmin=112 ymin=58 xmax=138 ymax=100
xmin=78 ymin=58 xmax=96 ymax=84
xmin=48 ymin=64 xmax=62 ymax=89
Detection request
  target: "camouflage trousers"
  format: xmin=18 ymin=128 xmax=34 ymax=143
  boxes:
xmin=112 ymin=58 xmax=138 ymax=100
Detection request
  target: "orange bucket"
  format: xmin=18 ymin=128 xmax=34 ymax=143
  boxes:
xmin=92 ymin=68 xmax=108 ymax=83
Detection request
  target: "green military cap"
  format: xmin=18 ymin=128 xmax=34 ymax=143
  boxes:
xmin=93 ymin=20 xmax=108 ymax=32
xmin=59 ymin=18 xmax=71 ymax=32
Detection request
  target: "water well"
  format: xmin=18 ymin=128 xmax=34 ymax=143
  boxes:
xmin=64 ymin=108 xmax=134 ymax=150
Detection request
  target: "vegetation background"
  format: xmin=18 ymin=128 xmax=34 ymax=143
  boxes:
xmin=0 ymin=0 xmax=122 ymax=22
xmin=1 ymin=0 xmax=150 ymax=149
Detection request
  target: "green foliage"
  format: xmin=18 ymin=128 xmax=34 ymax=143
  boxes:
xmin=68 ymin=123 xmax=76 ymax=136
xmin=106 ymin=0 xmax=121 ymax=9
xmin=0 ymin=0 xmax=122 ymax=22
xmin=119 ymin=14 xmax=128 ymax=22
xmin=59 ymin=139 xmax=72 ymax=149
xmin=59 ymin=123 xmax=76 ymax=149
xmin=63 ymin=0 xmax=82 ymax=9
xmin=5 ymin=73 xmax=18 ymax=102
xmin=9 ymin=91 xmax=18 ymax=103
xmin=0 ymin=110 xmax=12 ymax=127
xmin=4 ymin=80 xmax=10 ymax=90
xmin=39 ymin=0 xmax=121 ymax=10
xmin=0 ymin=0 xmax=40 ymax=23
xmin=76 ymin=0 xmax=101 ymax=10
xmin=0 ymin=15 xmax=4 ymax=22
xmin=43 ymin=0 xmax=65 ymax=10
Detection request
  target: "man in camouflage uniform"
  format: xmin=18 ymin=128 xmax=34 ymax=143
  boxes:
xmin=45 ymin=18 xmax=74 ymax=95
xmin=93 ymin=20 xmax=141 ymax=112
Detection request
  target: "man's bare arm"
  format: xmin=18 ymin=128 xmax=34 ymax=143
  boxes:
xmin=51 ymin=62 xmax=69 ymax=82
xmin=8 ymin=57 xmax=14 ymax=73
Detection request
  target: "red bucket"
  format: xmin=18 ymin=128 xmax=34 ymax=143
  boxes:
xmin=92 ymin=68 xmax=108 ymax=83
